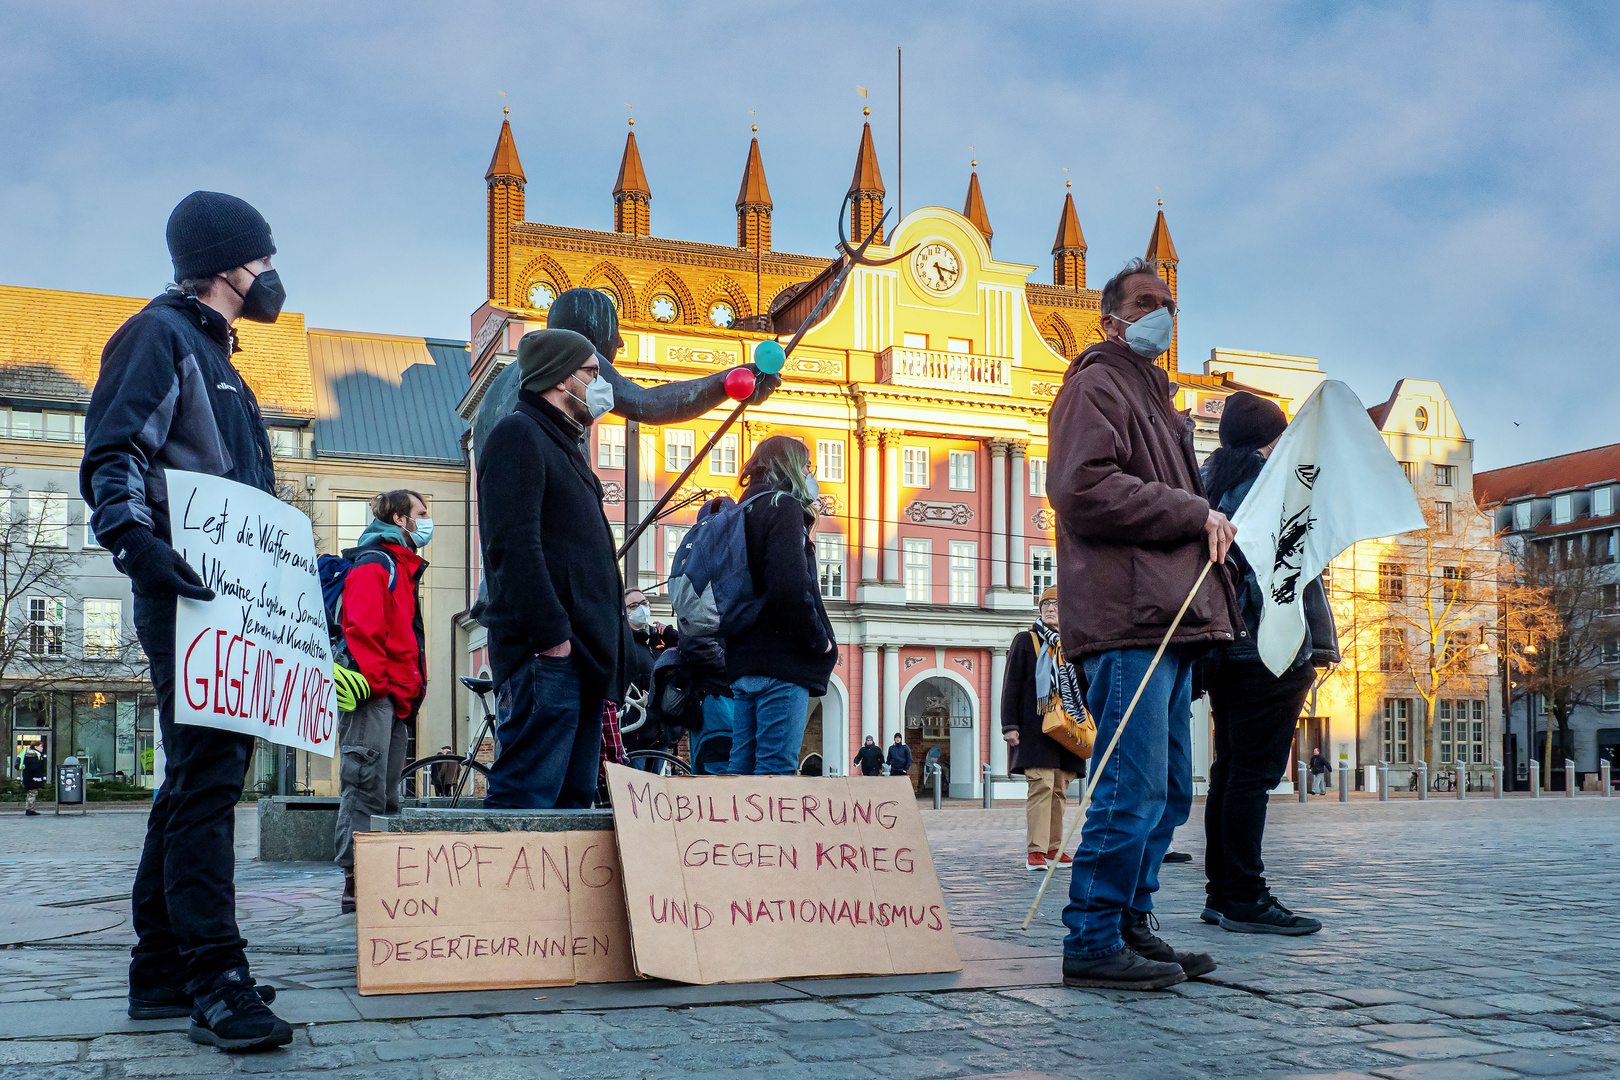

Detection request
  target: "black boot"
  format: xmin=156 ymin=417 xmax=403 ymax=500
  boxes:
xmin=1218 ymin=894 xmax=1322 ymax=936
xmin=341 ymin=871 xmax=356 ymax=915
xmin=1122 ymin=912 xmax=1216 ymax=977
xmin=1062 ymin=946 xmax=1186 ymax=991
xmin=188 ymin=969 xmax=293 ymax=1052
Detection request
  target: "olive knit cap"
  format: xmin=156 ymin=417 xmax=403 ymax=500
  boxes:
xmin=166 ymin=191 xmax=275 ymax=281
xmin=517 ymin=328 xmax=597 ymax=391
xmin=1219 ymin=391 xmax=1288 ymax=451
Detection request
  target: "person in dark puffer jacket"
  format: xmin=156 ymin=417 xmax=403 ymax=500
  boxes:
xmin=724 ymin=436 xmax=837 ymax=776
xmin=80 ymin=191 xmax=291 ymax=1050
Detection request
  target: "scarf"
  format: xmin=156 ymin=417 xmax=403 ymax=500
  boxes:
xmin=1032 ymin=621 xmax=1084 ymax=719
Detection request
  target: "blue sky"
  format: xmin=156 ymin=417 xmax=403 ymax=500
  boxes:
xmin=2 ymin=0 xmax=1614 ymax=471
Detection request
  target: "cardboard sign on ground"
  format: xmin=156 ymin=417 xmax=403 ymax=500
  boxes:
xmin=353 ymin=830 xmax=635 ymax=995
xmin=605 ymin=764 xmax=961 ymax=984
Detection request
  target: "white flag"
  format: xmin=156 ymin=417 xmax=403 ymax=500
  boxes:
xmin=1231 ymin=380 xmax=1426 ymax=676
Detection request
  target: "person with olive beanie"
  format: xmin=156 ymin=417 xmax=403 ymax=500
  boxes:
xmin=79 ymin=191 xmax=291 ymax=1050
xmin=478 ymin=329 xmax=625 ymax=808
xmin=1199 ymin=392 xmax=1335 ymax=938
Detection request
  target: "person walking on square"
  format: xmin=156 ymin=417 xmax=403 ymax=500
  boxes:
xmin=1309 ymin=747 xmax=1330 ymax=796
xmin=1198 ymin=394 xmax=1334 ymax=936
xmin=854 ymin=736 xmax=884 ymax=777
xmin=1047 ymin=259 xmax=1239 ymax=992
xmin=885 ymin=733 xmax=913 ymax=787
xmin=430 ymin=747 xmax=458 ymax=797
xmin=479 ymin=330 xmax=623 ymax=809
xmin=81 ymin=191 xmax=289 ymax=1047
xmin=21 ymin=746 xmax=46 ymax=816
xmin=332 ymin=490 xmax=431 ymax=914
xmin=724 ymin=436 xmax=837 ymax=776
xmin=1002 ymin=587 xmax=1087 ymax=872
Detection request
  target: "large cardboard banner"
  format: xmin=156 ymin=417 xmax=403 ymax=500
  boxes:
xmin=605 ymin=764 xmax=962 ymax=984
xmin=166 ymin=470 xmax=337 ymax=755
xmin=354 ymin=831 xmax=636 ymax=995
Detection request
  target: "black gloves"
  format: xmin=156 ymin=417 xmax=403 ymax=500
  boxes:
xmin=113 ymin=527 xmax=216 ymax=601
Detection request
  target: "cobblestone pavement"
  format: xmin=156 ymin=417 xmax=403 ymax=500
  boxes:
xmin=3 ymin=795 xmax=1620 ymax=1078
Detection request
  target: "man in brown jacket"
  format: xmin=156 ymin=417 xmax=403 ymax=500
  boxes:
xmin=1047 ymin=258 xmax=1239 ymax=992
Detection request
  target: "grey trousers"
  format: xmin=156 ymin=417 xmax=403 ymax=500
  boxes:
xmin=334 ymin=696 xmax=409 ymax=871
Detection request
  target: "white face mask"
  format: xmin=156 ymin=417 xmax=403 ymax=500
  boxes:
xmin=408 ymin=517 xmax=433 ymax=548
xmin=1110 ymin=305 xmax=1174 ymax=359
xmin=627 ymin=603 xmax=651 ymax=628
xmin=566 ymin=368 xmax=614 ymax=422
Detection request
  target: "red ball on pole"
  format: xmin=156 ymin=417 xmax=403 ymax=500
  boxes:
xmin=724 ymin=367 xmax=757 ymax=401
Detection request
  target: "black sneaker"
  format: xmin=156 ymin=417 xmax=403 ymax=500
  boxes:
xmin=130 ymin=981 xmax=276 ymax=1020
xmin=1218 ymin=895 xmax=1322 ymax=936
xmin=25 ymin=808 xmax=41 ymax=816
xmin=1162 ymin=850 xmax=1193 ymax=863
xmin=1121 ymin=912 xmax=1217 ymax=977
xmin=188 ymin=969 xmax=292 ymax=1051
xmin=1200 ymin=905 xmax=1223 ymax=925
xmin=1063 ymin=945 xmax=1186 ymax=991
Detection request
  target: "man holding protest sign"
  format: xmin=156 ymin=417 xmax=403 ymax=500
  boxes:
xmin=81 ymin=192 xmax=292 ymax=1049
xmin=1045 ymin=259 xmax=1237 ymax=991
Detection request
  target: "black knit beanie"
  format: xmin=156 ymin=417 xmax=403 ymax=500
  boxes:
xmin=1219 ymin=391 xmax=1288 ymax=451
xmin=518 ymin=329 xmax=596 ymax=391
xmin=166 ymin=192 xmax=276 ymax=281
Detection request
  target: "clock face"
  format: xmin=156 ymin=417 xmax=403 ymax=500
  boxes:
xmin=913 ymin=242 xmax=961 ymax=294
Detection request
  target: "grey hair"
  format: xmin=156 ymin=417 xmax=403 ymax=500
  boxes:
xmin=1099 ymin=258 xmax=1161 ymax=318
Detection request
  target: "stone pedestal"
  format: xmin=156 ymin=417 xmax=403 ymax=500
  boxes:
xmin=370 ymin=806 xmax=613 ymax=834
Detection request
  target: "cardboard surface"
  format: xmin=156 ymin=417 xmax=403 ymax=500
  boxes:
xmin=354 ymin=830 xmax=635 ymax=995
xmin=605 ymin=764 xmax=961 ymax=985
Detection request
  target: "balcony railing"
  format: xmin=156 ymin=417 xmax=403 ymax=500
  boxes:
xmin=876 ymin=347 xmax=1012 ymax=396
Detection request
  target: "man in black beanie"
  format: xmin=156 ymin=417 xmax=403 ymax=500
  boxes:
xmin=80 ymin=191 xmax=292 ymax=1050
xmin=478 ymin=329 xmax=625 ymax=808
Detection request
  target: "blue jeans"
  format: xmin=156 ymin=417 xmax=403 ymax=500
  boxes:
xmin=727 ymin=676 xmax=810 ymax=776
xmin=1061 ymin=646 xmax=1194 ymax=961
xmin=485 ymin=654 xmax=603 ymax=809
xmin=692 ymin=694 xmax=735 ymax=775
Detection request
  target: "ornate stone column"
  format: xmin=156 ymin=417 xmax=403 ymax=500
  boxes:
xmin=883 ymin=643 xmax=902 ymax=744
xmin=857 ymin=427 xmax=881 ymax=583
xmin=989 ymin=646 xmax=1009 ymax=777
xmin=1009 ymin=440 xmax=1028 ymax=595
xmin=880 ymin=431 xmax=901 ymax=583
xmin=989 ymin=439 xmax=1009 ymax=591
xmin=861 ymin=644 xmax=880 ymax=747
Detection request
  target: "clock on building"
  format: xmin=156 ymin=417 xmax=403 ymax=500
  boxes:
xmin=912 ymin=241 xmax=961 ymax=294
xmin=527 ymin=281 xmax=556 ymax=311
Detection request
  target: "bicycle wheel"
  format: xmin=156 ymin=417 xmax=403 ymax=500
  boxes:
xmin=624 ymin=749 xmax=693 ymax=777
xmin=399 ymin=754 xmax=489 ymax=808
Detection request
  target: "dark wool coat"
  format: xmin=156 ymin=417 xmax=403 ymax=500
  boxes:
xmin=723 ymin=489 xmax=837 ymax=694
xmin=1000 ymin=629 xmax=1087 ymax=776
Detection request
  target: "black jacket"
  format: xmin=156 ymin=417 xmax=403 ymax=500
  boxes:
xmin=723 ymin=488 xmax=837 ymax=693
xmin=885 ymin=742 xmax=912 ymax=774
xmin=81 ymin=291 xmax=277 ymax=550
xmin=854 ymin=744 xmax=884 ymax=776
xmin=21 ymin=753 xmax=47 ymax=789
xmin=1000 ymin=629 xmax=1087 ymax=776
xmin=627 ymin=624 xmax=679 ymax=695
xmin=478 ymin=390 xmax=623 ymax=695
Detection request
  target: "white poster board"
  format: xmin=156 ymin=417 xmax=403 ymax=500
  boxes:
xmin=167 ymin=469 xmax=338 ymax=756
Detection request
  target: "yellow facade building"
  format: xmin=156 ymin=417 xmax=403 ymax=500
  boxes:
xmin=463 ymin=118 xmax=1270 ymax=794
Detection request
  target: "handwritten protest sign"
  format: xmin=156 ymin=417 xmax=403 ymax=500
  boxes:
xmin=167 ymin=470 xmax=337 ymax=756
xmin=354 ymin=831 xmax=636 ymax=994
xmin=605 ymin=764 xmax=961 ymax=984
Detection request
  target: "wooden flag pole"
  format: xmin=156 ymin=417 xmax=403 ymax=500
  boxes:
xmin=1020 ymin=559 xmax=1215 ymax=932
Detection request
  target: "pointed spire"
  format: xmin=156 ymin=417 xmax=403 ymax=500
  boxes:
xmin=962 ymin=166 xmax=992 ymax=246
xmin=1052 ymin=184 xmax=1086 ymax=290
xmin=736 ymin=131 xmax=773 ymax=255
xmin=485 ymin=113 xmax=526 ymax=182
xmin=848 ymin=112 xmax=885 ymax=245
xmin=849 ymin=120 xmax=885 ymax=196
xmin=613 ymin=119 xmax=651 ymax=236
xmin=1145 ymin=202 xmax=1178 ymax=264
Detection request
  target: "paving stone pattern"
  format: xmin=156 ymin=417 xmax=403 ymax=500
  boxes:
xmin=3 ymin=797 xmax=1620 ymax=1077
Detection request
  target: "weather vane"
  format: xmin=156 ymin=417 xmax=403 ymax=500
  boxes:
xmin=1064 ymin=166 xmax=1071 ymax=190
xmin=499 ymin=90 xmax=508 ymax=117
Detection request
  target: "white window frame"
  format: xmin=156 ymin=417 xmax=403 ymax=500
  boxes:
xmin=1434 ymin=464 xmax=1454 ymax=487
xmin=1029 ymin=457 xmax=1048 ymax=498
xmin=597 ymin=425 xmax=626 ymax=469
xmin=948 ymin=450 xmax=975 ymax=492
xmin=1553 ymin=494 xmax=1572 ymax=525
xmin=664 ymin=429 xmax=695 ymax=474
xmin=1435 ymin=501 xmax=1452 ymax=534
xmin=902 ymin=539 xmax=932 ymax=603
xmin=902 ymin=447 xmax=929 ymax=488
xmin=662 ymin=525 xmax=689 ymax=589
xmin=1604 ymin=678 xmax=1620 ymax=712
xmin=1594 ymin=487 xmax=1613 ymax=519
xmin=84 ymin=599 xmax=122 ymax=659
xmin=1030 ymin=546 xmax=1055 ymax=598
xmin=708 ymin=432 xmax=738 ymax=477
xmin=901 ymin=332 xmax=929 ymax=350
xmin=28 ymin=596 xmax=66 ymax=658
xmin=945 ymin=337 xmax=972 ymax=355
xmin=28 ymin=491 xmax=67 ymax=548
xmin=1383 ymin=698 xmax=1410 ymax=764
xmin=335 ymin=497 xmax=370 ymax=552
xmin=948 ymin=541 xmax=977 ymax=605
xmin=816 ymin=439 xmax=845 ymax=483
xmin=1513 ymin=502 xmax=1532 ymax=531
xmin=82 ymin=499 xmax=102 ymax=549
xmin=816 ymin=533 xmax=845 ymax=600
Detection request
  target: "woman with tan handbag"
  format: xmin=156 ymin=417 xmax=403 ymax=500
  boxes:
xmin=1001 ymin=587 xmax=1093 ymax=870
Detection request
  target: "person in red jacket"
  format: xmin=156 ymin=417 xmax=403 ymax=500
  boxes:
xmin=333 ymin=489 xmax=430 ymax=913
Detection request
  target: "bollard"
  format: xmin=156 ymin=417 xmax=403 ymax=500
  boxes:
xmin=1530 ymin=763 xmax=1539 ymax=799
xmin=1493 ymin=760 xmax=1504 ymax=799
xmin=1338 ymin=761 xmax=1349 ymax=802
xmin=1378 ymin=760 xmax=1389 ymax=802
xmin=982 ymin=763 xmax=993 ymax=809
xmin=1298 ymin=759 xmax=1309 ymax=803
xmin=1456 ymin=759 xmax=1467 ymax=800
xmin=1417 ymin=761 xmax=1428 ymax=801
xmin=1566 ymin=759 xmax=1576 ymax=798
xmin=1603 ymin=760 xmax=1612 ymax=798
xmin=930 ymin=765 xmax=943 ymax=810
